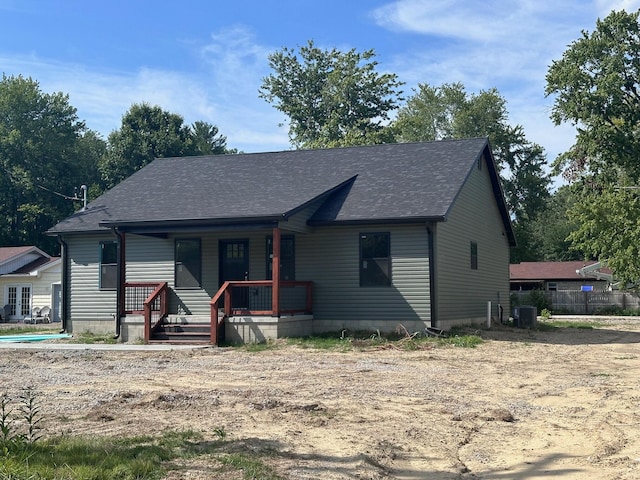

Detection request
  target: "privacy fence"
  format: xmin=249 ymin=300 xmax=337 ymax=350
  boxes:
xmin=511 ymin=290 xmax=640 ymax=315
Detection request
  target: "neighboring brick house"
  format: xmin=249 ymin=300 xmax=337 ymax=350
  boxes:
xmin=510 ymin=261 xmax=611 ymax=292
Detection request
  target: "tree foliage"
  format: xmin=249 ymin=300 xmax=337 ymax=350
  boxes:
xmin=99 ymin=103 xmax=194 ymax=189
xmin=394 ymin=82 xmax=551 ymax=262
xmin=530 ymin=186 xmax=583 ymax=262
xmin=546 ymin=10 xmax=640 ymax=284
xmin=99 ymin=104 xmax=233 ymax=189
xmin=0 ymin=74 xmax=103 ymax=252
xmin=259 ymin=40 xmax=403 ymax=148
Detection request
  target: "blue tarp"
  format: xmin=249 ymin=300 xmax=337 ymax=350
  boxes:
xmin=0 ymin=334 xmax=71 ymax=343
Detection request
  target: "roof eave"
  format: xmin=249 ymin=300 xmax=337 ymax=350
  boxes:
xmin=307 ymin=216 xmax=447 ymax=227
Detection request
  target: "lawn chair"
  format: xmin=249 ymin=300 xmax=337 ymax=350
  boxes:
xmin=23 ymin=307 xmax=41 ymax=324
xmin=40 ymin=306 xmax=51 ymax=323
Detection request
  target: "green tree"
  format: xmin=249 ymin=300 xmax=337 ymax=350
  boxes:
xmin=0 ymin=74 xmax=101 ymax=252
xmin=546 ymin=10 xmax=640 ymax=284
xmin=191 ymin=120 xmax=233 ymax=155
xmin=530 ymin=185 xmax=583 ymax=261
xmin=259 ymin=40 xmax=403 ymax=148
xmin=99 ymin=104 xmax=234 ymax=189
xmin=99 ymin=103 xmax=194 ymax=189
xmin=394 ymin=82 xmax=551 ymax=262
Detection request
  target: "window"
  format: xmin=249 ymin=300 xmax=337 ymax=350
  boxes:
xmin=548 ymin=282 xmax=558 ymax=291
xmin=470 ymin=242 xmax=478 ymax=270
xmin=360 ymin=232 xmax=391 ymax=287
xmin=266 ymin=235 xmax=295 ymax=281
xmin=175 ymin=239 xmax=201 ymax=288
xmin=100 ymin=241 xmax=118 ymax=290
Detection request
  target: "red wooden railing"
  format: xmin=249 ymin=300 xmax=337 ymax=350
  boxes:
xmin=210 ymin=280 xmax=313 ymax=345
xmin=124 ymin=282 xmax=168 ymax=343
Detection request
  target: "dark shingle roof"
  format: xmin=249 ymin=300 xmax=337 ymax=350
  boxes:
xmin=48 ymin=138 xmax=514 ymax=242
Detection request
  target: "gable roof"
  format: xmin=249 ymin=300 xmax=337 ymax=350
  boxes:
xmin=0 ymin=246 xmax=53 ymax=276
xmin=510 ymin=261 xmax=611 ymax=281
xmin=48 ymin=138 xmax=515 ymax=244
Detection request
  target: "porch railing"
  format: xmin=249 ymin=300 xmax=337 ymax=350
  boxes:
xmin=124 ymin=282 xmax=168 ymax=342
xmin=210 ymin=280 xmax=313 ymax=344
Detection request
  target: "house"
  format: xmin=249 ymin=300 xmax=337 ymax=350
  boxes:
xmin=47 ymin=138 xmax=516 ymax=344
xmin=0 ymin=246 xmax=61 ymax=322
xmin=510 ymin=261 xmax=612 ymax=292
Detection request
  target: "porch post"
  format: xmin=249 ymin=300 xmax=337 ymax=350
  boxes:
xmin=272 ymin=226 xmax=281 ymax=316
xmin=113 ymin=228 xmax=126 ymax=338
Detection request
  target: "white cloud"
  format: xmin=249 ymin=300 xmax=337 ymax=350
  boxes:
xmin=596 ymin=0 xmax=640 ymax=15
xmin=0 ymin=27 xmax=290 ymax=153
xmin=370 ymin=0 xmax=621 ymax=171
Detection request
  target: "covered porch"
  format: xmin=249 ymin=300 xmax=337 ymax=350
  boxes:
xmin=113 ymin=226 xmax=314 ymax=344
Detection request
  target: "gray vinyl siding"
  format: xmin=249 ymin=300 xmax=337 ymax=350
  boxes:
xmin=66 ymin=234 xmax=118 ymax=322
xmin=297 ymin=224 xmax=431 ymax=330
xmin=66 ymin=225 xmax=432 ymax=331
xmin=435 ymin=154 xmax=511 ymax=328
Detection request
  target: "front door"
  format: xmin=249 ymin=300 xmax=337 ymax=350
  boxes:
xmin=5 ymin=284 xmax=31 ymax=321
xmin=219 ymin=239 xmax=250 ymax=309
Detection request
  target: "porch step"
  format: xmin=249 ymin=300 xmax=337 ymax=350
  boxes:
xmin=150 ymin=323 xmax=212 ymax=344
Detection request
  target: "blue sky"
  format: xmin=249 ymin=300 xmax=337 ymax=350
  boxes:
xmin=1 ymin=0 xmax=639 ymax=173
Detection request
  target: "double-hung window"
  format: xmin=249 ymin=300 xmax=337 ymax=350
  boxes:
xmin=360 ymin=232 xmax=391 ymax=287
xmin=175 ymin=239 xmax=202 ymax=288
xmin=100 ymin=241 xmax=118 ymax=290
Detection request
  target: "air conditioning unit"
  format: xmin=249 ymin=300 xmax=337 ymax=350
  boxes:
xmin=513 ymin=305 xmax=537 ymax=328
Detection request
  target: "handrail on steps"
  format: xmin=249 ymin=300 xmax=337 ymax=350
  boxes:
xmin=139 ymin=282 xmax=168 ymax=343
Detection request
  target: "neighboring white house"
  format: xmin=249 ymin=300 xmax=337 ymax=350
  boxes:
xmin=0 ymin=246 xmax=61 ymax=322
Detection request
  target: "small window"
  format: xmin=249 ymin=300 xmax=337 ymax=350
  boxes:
xmin=175 ymin=239 xmax=201 ymax=288
xmin=360 ymin=232 xmax=391 ymax=287
xmin=266 ymin=235 xmax=295 ymax=281
xmin=100 ymin=241 xmax=118 ymax=290
xmin=548 ymin=282 xmax=558 ymax=291
xmin=470 ymin=242 xmax=478 ymax=270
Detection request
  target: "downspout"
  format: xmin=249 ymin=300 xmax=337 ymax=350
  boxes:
xmin=112 ymin=227 xmax=126 ymax=339
xmin=56 ymin=235 xmax=69 ymax=333
xmin=427 ymin=224 xmax=437 ymax=329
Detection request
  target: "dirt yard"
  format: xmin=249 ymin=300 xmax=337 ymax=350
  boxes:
xmin=1 ymin=319 xmax=640 ymax=479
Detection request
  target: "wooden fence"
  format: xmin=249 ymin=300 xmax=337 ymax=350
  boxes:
xmin=511 ymin=290 xmax=640 ymax=315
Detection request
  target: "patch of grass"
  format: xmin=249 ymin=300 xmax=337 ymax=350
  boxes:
xmin=540 ymin=320 xmax=603 ymax=329
xmin=439 ymin=334 xmax=484 ymax=348
xmin=241 ymin=339 xmax=280 ymax=352
xmin=70 ymin=331 xmax=118 ymax=344
xmin=0 ymin=428 xmax=284 ymax=480
xmin=285 ymin=328 xmax=484 ymax=351
xmin=219 ymin=453 xmax=284 ymax=480
xmin=0 ymin=326 xmax=59 ymax=336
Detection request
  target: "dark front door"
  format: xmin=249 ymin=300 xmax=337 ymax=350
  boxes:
xmin=219 ymin=239 xmax=249 ymax=309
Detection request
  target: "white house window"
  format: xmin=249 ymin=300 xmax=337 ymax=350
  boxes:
xmin=547 ymin=282 xmax=558 ymax=291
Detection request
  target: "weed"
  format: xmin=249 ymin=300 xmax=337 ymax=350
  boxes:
xmin=19 ymin=387 xmax=43 ymax=444
xmin=213 ymin=426 xmax=227 ymax=441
